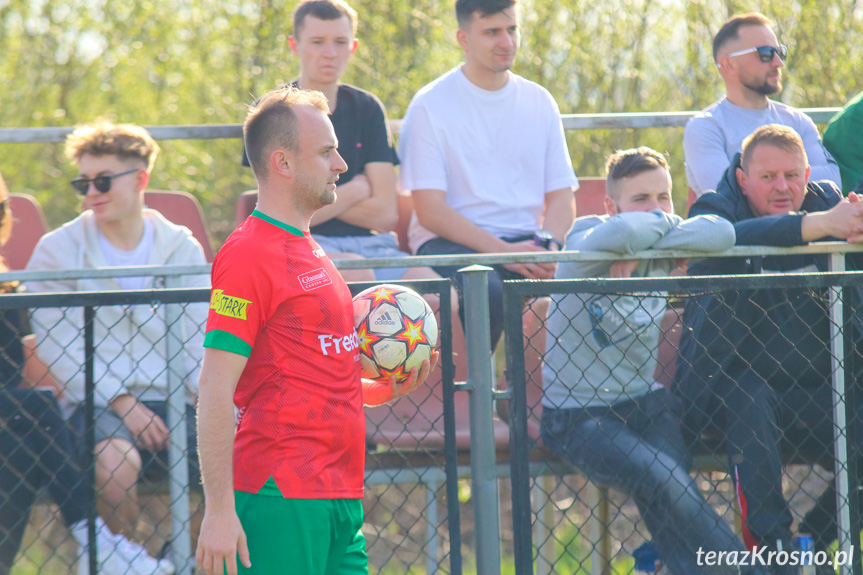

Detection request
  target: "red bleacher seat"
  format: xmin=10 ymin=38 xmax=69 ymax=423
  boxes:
xmin=3 ymin=194 xmax=49 ymax=270
xmin=143 ymin=190 xmax=215 ymax=261
xmin=575 ymin=177 xmax=608 ymax=217
xmin=235 ymin=190 xmax=258 ymax=227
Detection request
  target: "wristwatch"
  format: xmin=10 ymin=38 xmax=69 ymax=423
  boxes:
xmin=534 ymin=230 xmax=564 ymax=251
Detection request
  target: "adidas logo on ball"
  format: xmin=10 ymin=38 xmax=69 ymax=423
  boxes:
xmin=373 ymin=312 xmax=398 ymax=326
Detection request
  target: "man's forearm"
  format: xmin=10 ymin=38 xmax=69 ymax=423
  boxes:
xmin=197 ymin=380 xmax=239 ymax=512
xmin=418 ymin=204 xmax=507 ymax=253
xmin=542 ymin=188 xmax=576 ymax=242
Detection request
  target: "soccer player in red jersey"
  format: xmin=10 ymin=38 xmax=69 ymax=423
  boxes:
xmin=195 ymin=87 xmax=437 ymax=575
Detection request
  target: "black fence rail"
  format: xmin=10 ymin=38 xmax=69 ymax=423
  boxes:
xmin=0 ymin=279 xmax=461 ymax=575
xmin=504 ymin=272 xmax=863 ymax=575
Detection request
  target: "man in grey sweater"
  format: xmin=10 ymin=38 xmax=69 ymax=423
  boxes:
xmin=540 ymin=147 xmax=764 ymax=574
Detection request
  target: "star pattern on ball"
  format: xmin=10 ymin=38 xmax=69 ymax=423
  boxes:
xmin=378 ymin=364 xmax=410 ymax=383
xmin=356 ymin=324 xmax=381 ymax=357
xmin=366 ymin=285 xmax=399 ymax=306
xmin=395 ymin=316 xmax=428 ymax=354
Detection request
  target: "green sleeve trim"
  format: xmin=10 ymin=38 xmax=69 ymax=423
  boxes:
xmin=251 ymin=210 xmax=305 ymax=237
xmin=203 ymin=330 xmax=252 ymax=357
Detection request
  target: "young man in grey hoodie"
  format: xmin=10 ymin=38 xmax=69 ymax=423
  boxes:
xmin=540 ymin=147 xmax=764 ymax=574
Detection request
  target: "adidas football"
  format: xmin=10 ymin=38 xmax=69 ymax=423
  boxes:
xmin=352 ymin=284 xmax=439 ymax=383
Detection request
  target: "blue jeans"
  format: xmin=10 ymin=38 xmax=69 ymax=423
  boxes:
xmin=541 ymin=390 xmax=766 ymax=575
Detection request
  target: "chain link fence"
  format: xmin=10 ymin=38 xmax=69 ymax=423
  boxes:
xmin=504 ymin=272 xmax=863 ymax=575
xmin=0 ymin=278 xmax=462 ymax=575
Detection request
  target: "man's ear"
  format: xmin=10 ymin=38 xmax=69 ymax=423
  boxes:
xmin=604 ymin=196 xmax=618 ymax=217
xmin=271 ymin=149 xmax=292 ymax=179
xmin=736 ymin=167 xmax=748 ymax=196
xmin=289 ymin=35 xmax=299 ymax=55
xmin=137 ymin=169 xmax=150 ymax=193
xmin=456 ymin=28 xmax=468 ymax=52
xmin=805 ymin=164 xmax=811 ymax=182
xmin=350 ymin=38 xmax=359 ymax=55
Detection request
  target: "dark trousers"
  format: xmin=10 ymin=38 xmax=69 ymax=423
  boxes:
xmin=541 ymin=390 xmax=766 ymax=575
xmin=0 ymin=389 xmax=89 ymax=573
xmin=715 ymin=370 xmax=860 ymax=551
xmin=417 ymin=236 xmax=530 ymax=349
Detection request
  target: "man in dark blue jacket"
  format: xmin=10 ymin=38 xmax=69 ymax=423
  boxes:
xmin=675 ymin=124 xmax=863 ymax=572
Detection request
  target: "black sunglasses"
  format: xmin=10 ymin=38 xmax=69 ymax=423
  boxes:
xmin=70 ymin=168 xmax=139 ymax=195
xmin=727 ymin=44 xmax=788 ymax=63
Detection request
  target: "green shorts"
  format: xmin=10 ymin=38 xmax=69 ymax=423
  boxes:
xmin=234 ymin=488 xmax=368 ymax=575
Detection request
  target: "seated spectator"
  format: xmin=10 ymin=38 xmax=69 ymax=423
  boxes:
xmin=540 ymin=148 xmax=756 ymax=575
xmin=823 ymin=90 xmax=863 ymax=194
xmin=399 ymin=0 xmax=577 ymax=348
xmin=676 ymin=124 xmax=863 ymax=570
xmin=684 ymin=12 xmax=839 ymax=196
xmin=0 ymin=170 xmax=174 ymax=575
xmin=25 ymin=122 xmax=208 ymax=542
xmin=240 ymin=0 xmax=443 ymax=285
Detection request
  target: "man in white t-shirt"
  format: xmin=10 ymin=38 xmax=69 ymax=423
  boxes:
xmin=26 ymin=122 xmax=207 ymax=566
xmin=683 ymin=12 xmax=839 ymax=196
xmin=399 ymin=0 xmax=577 ymax=347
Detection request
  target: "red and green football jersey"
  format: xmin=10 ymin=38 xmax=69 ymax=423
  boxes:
xmin=203 ymin=211 xmax=364 ymax=499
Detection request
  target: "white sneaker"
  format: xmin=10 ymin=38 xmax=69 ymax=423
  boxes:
xmin=72 ymin=518 xmax=176 ymax=575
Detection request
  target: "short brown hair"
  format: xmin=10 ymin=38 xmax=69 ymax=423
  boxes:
xmin=243 ymin=86 xmax=330 ymax=180
xmin=605 ymin=147 xmax=670 ymax=200
xmin=293 ymin=0 xmax=357 ymax=38
xmin=65 ymin=121 xmax=160 ymax=172
xmin=713 ymin=12 xmax=773 ymax=62
xmin=456 ymin=0 xmax=517 ymax=28
xmin=740 ymin=124 xmax=807 ymax=171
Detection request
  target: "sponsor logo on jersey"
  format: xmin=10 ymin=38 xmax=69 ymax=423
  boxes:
xmin=210 ymin=289 xmax=252 ymax=320
xmin=298 ymin=267 xmax=332 ymax=291
xmin=319 ymin=330 xmax=360 ymax=356
xmin=312 ymin=248 xmax=326 ymax=259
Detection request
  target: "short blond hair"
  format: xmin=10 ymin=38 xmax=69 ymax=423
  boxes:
xmin=243 ymin=86 xmax=330 ymax=180
xmin=741 ymin=124 xmax=807 ymax=171
xmin=65 ymin=121 xmax=160 ymax=172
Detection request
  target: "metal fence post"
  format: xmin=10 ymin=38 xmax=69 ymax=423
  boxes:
xmin=164 ymin=277 xmax=192 ymax=575
xmin=84 ymin=306 xmax=98 ymax=575
xmin=828 ymin=254 xmax=853 ymax=575
xmin=460 ymin=265 xmax=501 ymax=575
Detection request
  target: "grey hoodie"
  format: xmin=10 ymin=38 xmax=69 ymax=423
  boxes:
xmin=542 ymin=210 xmax=735 ymax=409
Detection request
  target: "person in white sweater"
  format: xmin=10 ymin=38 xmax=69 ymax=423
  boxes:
xmin=26 ymin=122 xmax=208 ymax=551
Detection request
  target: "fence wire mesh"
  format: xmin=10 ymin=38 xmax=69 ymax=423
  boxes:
xmin=504 ymin=273 xmax=863 ymax=575
xmin=0 ymin=279 xmax=461 ymax=575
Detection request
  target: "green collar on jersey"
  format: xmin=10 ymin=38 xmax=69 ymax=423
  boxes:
xmin=251 ymin=210 xmax=305 ymax=237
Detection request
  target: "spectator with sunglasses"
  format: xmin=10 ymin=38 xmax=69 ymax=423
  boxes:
xmin=539 ymin=148 xmax=751 ymax=575
xmin=683 ymin=12 xmax=839 ymax=197
xmin=25 ymin=122 xmax=208 ymax=544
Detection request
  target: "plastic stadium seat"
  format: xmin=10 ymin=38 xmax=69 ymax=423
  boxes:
xmin=3 ymin=194 xmax=49 ymax=270
xmin=143 ymin=190 xmax=215 ymax=261
xmin=235 ymin=190 xmax=258 ymax=227
xmin=575 ymin=177 xmax=608 ymax=217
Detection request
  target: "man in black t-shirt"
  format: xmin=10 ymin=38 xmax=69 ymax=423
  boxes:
xmin=243 ymin=0 xmax=441 ymax=283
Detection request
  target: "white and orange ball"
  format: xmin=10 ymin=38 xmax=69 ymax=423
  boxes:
xmin=352 ymin=284 xmax=439 ymax=383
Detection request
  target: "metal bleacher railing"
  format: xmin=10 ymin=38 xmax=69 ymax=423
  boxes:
xmin=4 ymin=241 xmax=863 ymax=575
xmin=0 ymin=109 xmax=841 ymax=143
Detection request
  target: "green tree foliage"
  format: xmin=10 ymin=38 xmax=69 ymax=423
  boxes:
xmin=1 ymin=0 xmax=861 ymax=244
